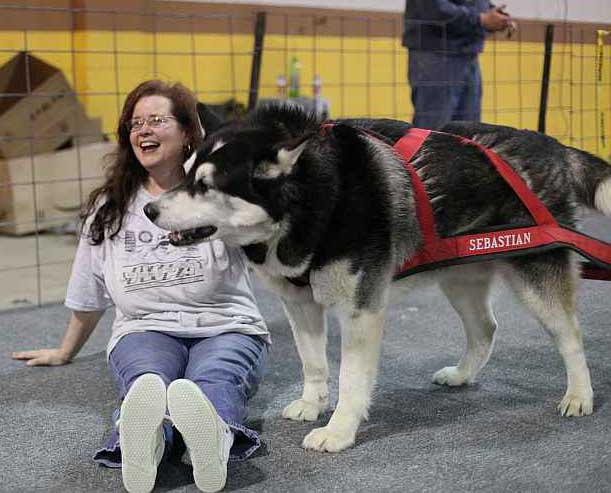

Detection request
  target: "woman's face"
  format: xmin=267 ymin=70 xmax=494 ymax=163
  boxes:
xmin=129 ymin=95 xmax=188 ymax=174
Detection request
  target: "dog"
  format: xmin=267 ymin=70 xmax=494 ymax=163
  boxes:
xmin=143 ymin=103 xmax=611 ymax=453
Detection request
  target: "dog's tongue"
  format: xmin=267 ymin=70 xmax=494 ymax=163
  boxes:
xmin=169 ymin=231 xmax=182 ymax=244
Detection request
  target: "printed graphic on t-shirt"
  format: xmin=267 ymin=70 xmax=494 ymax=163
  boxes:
xmin=124 ymin=229 xmax=173 ymax=255
xmin=122 ymin=257 xmax=207 ymax=292
xmin=119 ymin=228 xmax=207 ymax=292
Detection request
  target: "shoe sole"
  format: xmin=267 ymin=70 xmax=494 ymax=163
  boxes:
xmin=120 ymin=373 xmax=166 ymax=493
xmin=167 ymin=380 xmax=227 ymax=493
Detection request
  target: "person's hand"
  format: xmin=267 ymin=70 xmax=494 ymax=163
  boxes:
xmin=12 ymin=348 xmax=71 ymax=366
xmin=506 ymin=18 xmax=518 ymax=38
xmin=480 ymin=4 xmax=512 ymax=32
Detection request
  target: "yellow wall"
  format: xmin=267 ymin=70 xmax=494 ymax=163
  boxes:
xmin=0 ymin=28 xmax=609 ymax=158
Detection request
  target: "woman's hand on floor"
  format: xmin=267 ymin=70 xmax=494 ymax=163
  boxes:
xmin=11 ymin=348 xmax=70 ymax=366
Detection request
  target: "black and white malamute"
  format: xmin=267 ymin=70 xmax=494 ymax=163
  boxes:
xmin=144 ymin=104 xmax=611 ymax=452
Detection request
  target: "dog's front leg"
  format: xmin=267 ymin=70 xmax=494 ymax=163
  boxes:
xmin=303 ymin=308 xmax=386 ymax=453
xmin=281 ymin=299 xmax=329 ymax=421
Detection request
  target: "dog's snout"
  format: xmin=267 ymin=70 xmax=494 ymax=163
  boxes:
xmin=144 ymin=203 xmax=159 ymax=222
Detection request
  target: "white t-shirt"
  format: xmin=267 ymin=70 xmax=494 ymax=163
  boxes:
xmin=65 ymin=187 xmax=270 ymax=356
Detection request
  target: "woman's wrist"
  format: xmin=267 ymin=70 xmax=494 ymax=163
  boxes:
xmin=58 ymin=348 xmax=74 ymax=363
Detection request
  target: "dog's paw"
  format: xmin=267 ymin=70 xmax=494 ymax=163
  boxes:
xmin=432 ymin=366 xmax=471 ymax=387
xmin=282 ymin=399 xmax=324 ymax=421
xmin=302 ymin=426 xmax=355 ymax=453
xmin=558 ymin=393 xmax=593 ymax=417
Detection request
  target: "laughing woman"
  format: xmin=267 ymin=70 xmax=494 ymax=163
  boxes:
xmin=12 ymin=80 xmax=270 ymax=493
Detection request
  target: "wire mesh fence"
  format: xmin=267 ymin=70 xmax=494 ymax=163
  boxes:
xmin=0 ymin=2 xmax=609 ymax=309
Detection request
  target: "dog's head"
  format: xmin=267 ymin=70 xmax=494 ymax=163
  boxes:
xmin=144 ymin=105 xmax=312 ymax=247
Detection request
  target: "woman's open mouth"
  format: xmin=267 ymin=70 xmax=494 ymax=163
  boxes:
xmin=139 ymin=141 xmax=160 ymax=153
xmin=168 ymin=226 xmax=218 ymax=246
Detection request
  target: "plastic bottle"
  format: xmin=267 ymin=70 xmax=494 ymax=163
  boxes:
xmin=276 ymin=74 xmax=287 ymax=98
xmin=312 ymin=74 xmax=321 ymax=114
xmin=288 ymin=56 xmax=301 ymax=98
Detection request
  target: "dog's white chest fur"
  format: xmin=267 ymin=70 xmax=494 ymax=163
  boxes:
xmin=252 ymin=256 xmax=360 ymax=309
xmin=310 ymin=259 xmax=361 ymax=307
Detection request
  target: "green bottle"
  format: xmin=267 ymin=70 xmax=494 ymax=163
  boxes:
xmin=288 ymin=56 xmax=301 ymax=98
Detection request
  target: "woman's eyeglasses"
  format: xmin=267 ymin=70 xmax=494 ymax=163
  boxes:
xmin=127 ymin=115 xmax=177 ymax=132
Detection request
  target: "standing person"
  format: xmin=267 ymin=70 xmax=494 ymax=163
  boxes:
xmin=403 ymin=1 xmax=515 ymax=129
xmin=12 ymin=79 xmax=270 ymax=493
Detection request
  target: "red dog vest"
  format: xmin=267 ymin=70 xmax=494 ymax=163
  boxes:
xmin=393 ymin=128 xmax=611 ymax=281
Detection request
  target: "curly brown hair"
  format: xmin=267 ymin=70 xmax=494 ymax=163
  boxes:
xmin=82 ymin=80 xmax=204 ymax=244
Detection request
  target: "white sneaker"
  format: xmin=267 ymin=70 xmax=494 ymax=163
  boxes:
xmin=119 ymin=373 xmax=167 ymax=493
xmin=167 ymin=379 xmax=233 ymax=493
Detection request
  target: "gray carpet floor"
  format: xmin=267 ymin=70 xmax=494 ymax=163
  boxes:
xmin=2 ymin=214 xmax=611 ymax=492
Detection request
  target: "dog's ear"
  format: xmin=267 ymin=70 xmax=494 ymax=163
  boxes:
xmin=183 ymin=151 xmax=198 ymax=175
xmin=276 ymin=139 xmax=308 ymax=171
xmin=197 ymin=102 xmax=225 ymax=138
xmin=254 ymin=136 xmax=311 ymax=179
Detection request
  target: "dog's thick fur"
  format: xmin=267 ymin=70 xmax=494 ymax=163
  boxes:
xmin=145 ymin=104 xmax=611 ymax=452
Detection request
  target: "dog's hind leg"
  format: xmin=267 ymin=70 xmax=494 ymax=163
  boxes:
xmin=433 ymin=265 xmax=497 ymax=386
xmin=302 ymin=308 xmax=386 ymax=452
xmin=281 ymin=300 xmax=329 ymax=421
xmin=505 ymin=251 xmax=593 ymax=417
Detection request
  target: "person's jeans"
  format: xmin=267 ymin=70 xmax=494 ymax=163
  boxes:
xmin=408 ymin=50 xmax=482 ymax=130
xmin=94 ymin=331 xmax=268 ymax=468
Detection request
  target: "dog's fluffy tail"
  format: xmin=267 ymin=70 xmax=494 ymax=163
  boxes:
xmin=570 ymin=147 xmax=611 ymax=216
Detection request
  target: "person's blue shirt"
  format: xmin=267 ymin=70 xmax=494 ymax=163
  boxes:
xmin=403 ymin=0 xmax=492 ymax=54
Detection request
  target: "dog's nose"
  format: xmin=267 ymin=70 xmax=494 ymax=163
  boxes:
xmin=143 ymin=203 xmax=159 ymax=222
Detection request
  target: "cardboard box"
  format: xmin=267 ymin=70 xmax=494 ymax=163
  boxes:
xmin=0 ymin=51 xmax=101 ymax=158
xmin=0 ymin=141 xmax=115 ymax=235
xmin=57 ymin=116 xmax=105 ymax=150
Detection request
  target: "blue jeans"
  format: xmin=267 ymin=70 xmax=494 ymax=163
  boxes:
xmin=94 ymin=331 xmax=268 ymax=468
xmin=408 ymin=50 xmax=482 ymax=129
